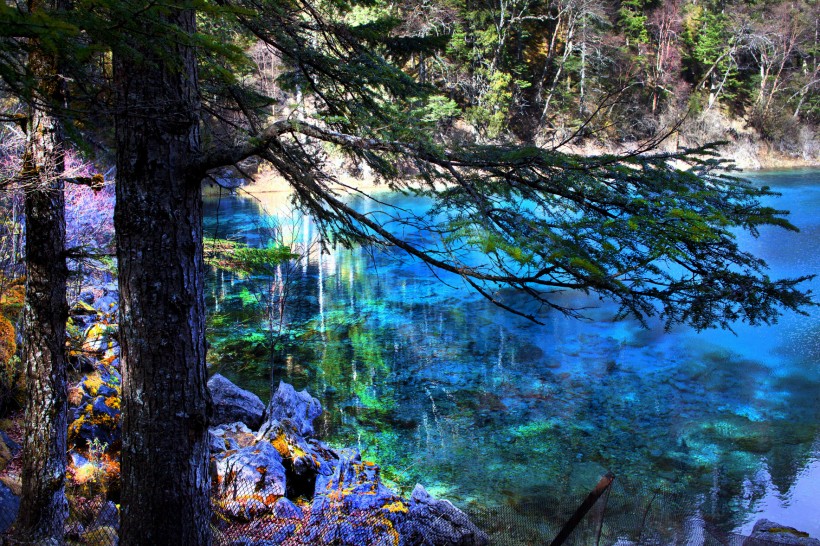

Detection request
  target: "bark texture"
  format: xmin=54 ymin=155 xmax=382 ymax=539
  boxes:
xmin=114 ymin=5 xmax=211 ymax=545
xmin=17 ymin=0 xmax=69 ymax=539
xmin=19 ymin=144 xmax=69 ymax=544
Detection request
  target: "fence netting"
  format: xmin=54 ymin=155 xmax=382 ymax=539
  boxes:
xmin=0 ymin=474 xmax=813 ymax=545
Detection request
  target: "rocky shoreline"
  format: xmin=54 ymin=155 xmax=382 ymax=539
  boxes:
xmin=208 ymin=376 xmax=488 ymax=545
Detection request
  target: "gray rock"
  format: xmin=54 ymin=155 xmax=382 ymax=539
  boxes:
xmin=399 ymin=484 xmax=489 ymax=546
xmin=208 ymin=374 xmax=265 ymax=430
xmin=305 ymin=455 xmax=408 ymax=545
xmin=272 ymin=497 xmax=303 ymax=520
xmin=209 ymin=430 xmax=227 ymax=454
xmin=743 ymin=519 xmax=820 ymax=545
xmin=256 ymin=419 xmax=338 ymax=496
xmin=91 ymin=501 xmax=119 ymax=531
xmin=0 ymin=481 xmax=19 ymax=533
xmin=215 ymin=442 xmax=286 ymax=519
xmin=71 ymin=451 xmax=90 ymax=468
xmin=263 ymin=381 xmax=322 ymax=436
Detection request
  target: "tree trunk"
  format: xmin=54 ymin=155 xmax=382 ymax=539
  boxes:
xmin=18 ymin=0 xmax=69 ymax=539
xmin=18 ymin=117 xmax=69 ymax=545
xmin=113 ymin=5 xmax=211 ymax=545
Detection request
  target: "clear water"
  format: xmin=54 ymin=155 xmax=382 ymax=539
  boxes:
xmin=203 ymin=169 xmax=820 ymax=543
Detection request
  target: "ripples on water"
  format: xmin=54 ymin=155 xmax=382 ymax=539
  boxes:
xmin=204 ymin=170 xmax=820 ymax=544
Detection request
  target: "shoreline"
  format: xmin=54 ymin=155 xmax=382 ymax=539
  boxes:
xmin=221 ymin=147 xmax=819 ymax=203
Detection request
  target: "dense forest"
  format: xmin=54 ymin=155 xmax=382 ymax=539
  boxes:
xmin=0 ymin=0 xmax=817 ymax=544
xmin=372 ymin=0 xmax=820 ymax=161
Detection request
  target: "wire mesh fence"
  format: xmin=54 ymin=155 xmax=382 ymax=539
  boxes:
xmin=0 ymin=473 xmax=815 ymax=545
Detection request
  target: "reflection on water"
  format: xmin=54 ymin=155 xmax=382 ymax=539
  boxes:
xmin=203 ymin=170 xmax=820 ymax=543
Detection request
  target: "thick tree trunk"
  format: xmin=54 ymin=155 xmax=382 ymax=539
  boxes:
xmin=18 ymin=0 xmax=69 ymax=539
xmin=113 ymin=5 xmax=211 ymax=545
xmin=18 ymin=121 xmax=69 ymax=544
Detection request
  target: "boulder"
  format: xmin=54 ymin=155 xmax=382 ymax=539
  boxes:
xmin=743 ymin=519 xmax=820 ymax=545
xmin=272 ymin=497 xmax=303 ymax=520
xmin=399 ymin=485 xmax=489 ymax=546
xmin=264 ymin=381 xmax=322 ymax=437
xmin=257 ymin=419 xmax=338 ymax=498
xmin=0 ymin=480 xmax=19 ymax=533
xmin=208 ymin=374 xmax=265 ymax=430
xmin=215 ymin=442 xmax=287 ymax=521
xmin=304 ymin=454 xmax=409 ymax=545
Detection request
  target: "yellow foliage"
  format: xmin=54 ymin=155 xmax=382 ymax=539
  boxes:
xmin=0 ymin=278 xmax=25 ymax=320
xmin=0 ymin=315 xmax=16 ymax=366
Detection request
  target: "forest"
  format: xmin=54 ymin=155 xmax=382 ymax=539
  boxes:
xmin=0 ymin=0 xmax=818 ymax=545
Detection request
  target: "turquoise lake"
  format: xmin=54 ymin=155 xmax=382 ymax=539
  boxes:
xmin=204 ymin=169 xmax=820 ymax=544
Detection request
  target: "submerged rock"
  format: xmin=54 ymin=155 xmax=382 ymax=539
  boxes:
xmin=209 ymin=374 xmax=265 ymax=430
xmin=744 ymin=519 xmax=820 ymax=545
xmin=400 ymin=485 xmax=489 ymax=546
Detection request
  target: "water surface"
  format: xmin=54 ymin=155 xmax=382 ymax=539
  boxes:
xmin=204 ymin=170 xmax=820 ymax=544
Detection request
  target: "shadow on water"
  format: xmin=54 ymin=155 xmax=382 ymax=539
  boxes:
xmin=203 ymin=171 xmax=820 ymax=543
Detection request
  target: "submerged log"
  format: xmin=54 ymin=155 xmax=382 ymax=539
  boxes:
xmin=549 ymin=471 xmax=615 ymax=546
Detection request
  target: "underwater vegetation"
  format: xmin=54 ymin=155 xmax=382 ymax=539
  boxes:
xmin=203 ymin=171 xmax=820 ymax=542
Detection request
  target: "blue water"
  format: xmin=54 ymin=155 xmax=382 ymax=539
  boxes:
xmin=203 ymin=170 xmax=820 ymax=543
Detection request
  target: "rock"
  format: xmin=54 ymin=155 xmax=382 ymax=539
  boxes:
xmin=215 ymin=442 xmax=287 ymax=520
xmin=68 ymin=369 xmax=122 ymax=449
xmin=257 ymin=419 xmax=338 ymax=498
xmin=210 ymin=430 xmax=228 ymax=454
xmin=264 ymin=381 xmax=322 ymax=437
xmin=209 ymin=422 xmax=257 ymax=460
xmin=82 ymin=525 xmax=118 ymax=546
xmin=208 ymin=374 xmax=265 ymax=430
xmin=305 ymin=455 xmax=408 ymax=545
xmin=82 ymin=323 xmax=118 ymax=354
xmin=0 ymin=480 xmax=20 ymax=534
xmin=268 ymin=523 xmax=297 ymax=543
xmin=272 ymin=497 xmax=303 ymax=520
xmin=71 ymin=300 xmax=98 ymax=316
xmin=71 ymin=451 xmax=91 ymax=468
xmin=743 ymin=519 xmax=820 ymax=545
xmin=91 ymin=501 xmax=119 ymax=531
xmin=399 ymin=484 xmax=489 ymax=546
xmin=93 ymin=293 xmax=119 ymax=313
